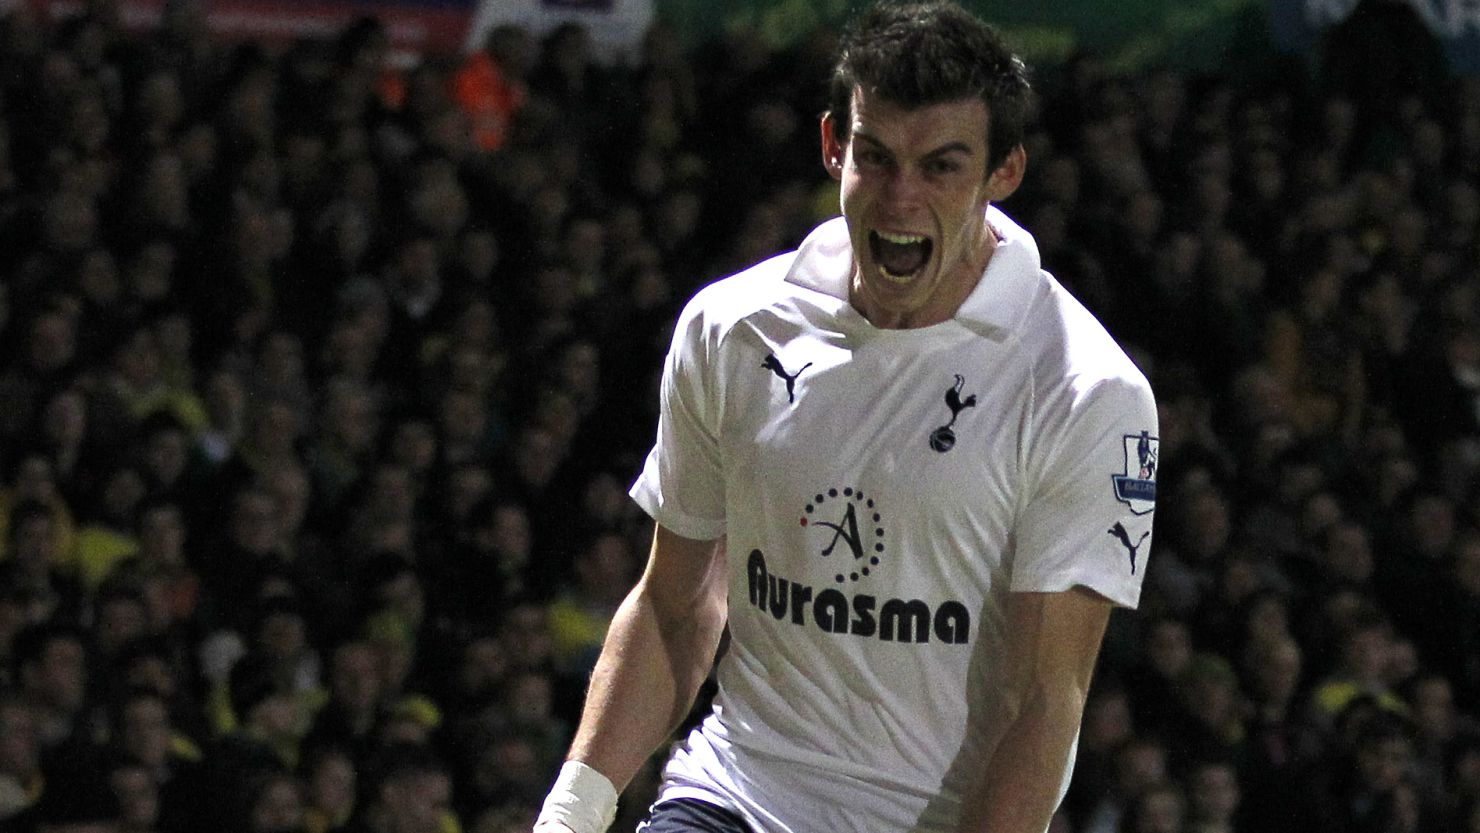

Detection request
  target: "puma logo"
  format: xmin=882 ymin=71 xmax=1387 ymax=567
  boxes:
xmin=763 ymin=354 xmax=812 ymax=404
xmin=1108 ymin=522 xmax=1150 ymax=574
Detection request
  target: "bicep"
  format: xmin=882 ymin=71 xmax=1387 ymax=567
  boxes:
xmin=1015 ymin=376 xmax=1158 ymax=607
xmin=1001 ymin=587 xmax=1112 ymax=707
xmin=640 ymin=523 xmax=727 ymax=625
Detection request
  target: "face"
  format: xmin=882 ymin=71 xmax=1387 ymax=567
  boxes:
xmin=332 ymin=642 xmax=382 ymax=711
xmin=385 ymin=772 xmax=451 ymax=833
xmin=1191 ymin=764 xmax=1239 ymax=820
xmin=31 ymin=638 xmax=87 ymax=710
xmin=110 ymin=764 xmax=159 ymax=829
xmin=121 ymin=697 xmax=171 ymax=766
xmin=0 ymin=702 xmax=39 ymax=777
xmin=309 ymin=752 xmax=356 ymax=812
xmin=823 ymin=86 xmax=1024 ymax=329
xmin=252 ymin=776 xmax=304 ymax=833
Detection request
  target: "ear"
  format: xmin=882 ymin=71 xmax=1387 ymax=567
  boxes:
xmin=984 ymin=144 xmax=1027 ymax=203
xmin=820 ymin=112 xmax=845 ymax=181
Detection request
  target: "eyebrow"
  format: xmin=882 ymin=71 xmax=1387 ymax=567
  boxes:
xmin=854 ymin=132 xmax=976 ymax=159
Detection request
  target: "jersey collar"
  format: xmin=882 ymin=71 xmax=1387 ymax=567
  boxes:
xmin=784 ymin=205 xmax=1041 ymax=337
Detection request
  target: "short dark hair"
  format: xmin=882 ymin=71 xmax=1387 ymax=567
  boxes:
xmin=362 ymin=742 xmax=447 ymax=804
xmin=11 ymin=621 xmax=84 ymax=675
xmin=828 ymin=1 xmax=1032 ymax=173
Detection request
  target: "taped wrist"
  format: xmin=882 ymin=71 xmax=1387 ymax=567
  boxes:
xmin=536 ymin=760 xmax=619 ymax=833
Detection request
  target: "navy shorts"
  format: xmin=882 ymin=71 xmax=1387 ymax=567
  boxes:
xmin=637 ymin=798 xmax=754 ymax=833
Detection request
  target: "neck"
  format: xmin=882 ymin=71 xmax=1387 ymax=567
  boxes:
xmin=852 ymin=219 xmax=999 ymax=330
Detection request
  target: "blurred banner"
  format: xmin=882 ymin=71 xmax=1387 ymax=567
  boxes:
xmin=30 ymin=0 xmax=1268 ymax=70
xmin=1270 ymin=0 xmax=1480 ymax=74
xmin=649 ymin=0 xmax=1269 ymax=72
xmin=464 ymin=0 xmax=654 ymax=63
xmin=32 ymin=0 xmax=478 ymax=56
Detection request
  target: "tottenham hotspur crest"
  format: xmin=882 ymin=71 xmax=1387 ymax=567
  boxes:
xmin=1111 ymin=431 xmax=1158 ymax=515
xmin=929 ymin=375 xmax=978 ymax=453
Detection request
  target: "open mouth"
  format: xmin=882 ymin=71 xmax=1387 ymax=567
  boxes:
xmin=869 ymin=230 xmax=933 ymax=281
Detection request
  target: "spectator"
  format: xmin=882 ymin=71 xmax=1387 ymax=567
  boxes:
xmin=1314 ymin=710 xmax=1434 ymax=832
xmin=0 ymin=691 xmax=41 ymax=823
xmin=241 ymin=768 xmax=308 ymax=833
xmin=1078 ymin=734 xmax=1169 ymax=833
xmin=1406 ymin=672 xmax=1471 ymax=799
xmin=1186 ymin=759 xmax=1242 ymax=833
xmin=106 ymin=686 xmax=203 ymax=832
xmin=303 ymin=639 xmax=384 ymax=767
xmin=1124 ymin=617 xmax=1194 ymax=736
xmin=0 ymin=454 xmax=79 ymax=574
xmin=1062 ymin=685 xmax=1135 ymax=826
xmin=1312 ymin=610 xmax=1409 ymax=725
xmin=301 ymin=745 xmax=357 ymax=833
xmin=135 ymin=411 xmax=197 ymax=509
xmin=1164 ymin=655 xmax=1248 ymax=772
xmin=345 ymin=743 xmax=452 ymax=833
xmin=107 ymin=754 xmax=162 ymax=833
xmin=196 ymin=366 xmax=249 ymax=467
xmin=546 ymin=530 xmax=635 ymax=682
xmin=31 ymin=386 xmax=99 ymax=510
xmin=207 ymin=654 xmax=307 ymax=804
xmin=1121 ymin=780 xmax=1186 ymax=833
xmin=73 ymin=465 xmax=146 ymax=590
xmin=9 ymin=621 xmax=88 ymax=753
xmin=1238 ymin=633 xmax=1322 ymax=832
xmin=28 ymin=751 xmax=122 ymax=833
xmin=307 ymin=378 xmax=380 ymax=519
xmin=0 ymin=500 xmax=84 ymax=624
xmin=0 ymin=307 xmax=80 ymax=449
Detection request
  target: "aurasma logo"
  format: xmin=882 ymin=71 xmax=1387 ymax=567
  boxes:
xmin=746 ymin=551 xmax=971 ymax=644
xmin=744 ymin=486 xmax=971 ymax=645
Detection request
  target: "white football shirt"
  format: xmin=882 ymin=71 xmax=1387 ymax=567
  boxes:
xmin=630 ymin=206 xmax=1157 ymax=833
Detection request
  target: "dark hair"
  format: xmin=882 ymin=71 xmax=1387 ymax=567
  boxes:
xmin=11 ymin=621 xmax=84 ymax=675
xmin=828 ymin=1 xmax=1032 ymax=173
xmin=361 ymin=741 xmax=447 ymax=804
xmin=7 ymin=498 xmax=54 ymax=536
xmin=228 ymin=654 xmax=285 ymax=722
xmin=107 ymin=684 xmax=169 ymax=737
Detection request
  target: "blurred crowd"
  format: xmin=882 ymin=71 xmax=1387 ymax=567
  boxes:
xmin=0 ymin=1 xmax=1476 ymax=832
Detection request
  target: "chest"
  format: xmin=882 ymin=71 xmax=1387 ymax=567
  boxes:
xmin=717 ymin=315 xmax=1031 ymax=542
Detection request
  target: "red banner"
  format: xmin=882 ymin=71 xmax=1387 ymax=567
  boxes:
xmin=32 ymin=0 xmax=477 ymax=57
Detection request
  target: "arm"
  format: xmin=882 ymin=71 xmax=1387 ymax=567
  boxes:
xmin=556 ymin=523 xmax=728 ymax=793
xmin=956 ymin=587 xmax=1111 ymax=833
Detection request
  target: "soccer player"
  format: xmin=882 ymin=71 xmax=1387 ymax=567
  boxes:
xmin=534 ymin=2 xmax=1158 ymax=832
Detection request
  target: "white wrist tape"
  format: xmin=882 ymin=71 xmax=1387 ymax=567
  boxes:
xmin=536 ymin=760 xmax=619 ymax=833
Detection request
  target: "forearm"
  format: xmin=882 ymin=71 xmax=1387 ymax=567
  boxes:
xmin=956 ymin=691 xmax=1086 ymax=833
xmin=957 ymin=589 xmax=1108 ymax=833
xmin=565 ymin=581 xmax=722 ymax=790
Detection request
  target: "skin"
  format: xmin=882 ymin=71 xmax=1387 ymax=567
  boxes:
xmin=821 ymin=86 xmax=1025 ymax=329
xmin=535 ymin=525 xmax=725 ymax=833
xmin=540 ymin=86 xmax=1104 ymax=833
xmin=563 ymin=526 xmax=726 ymax=776
xmin=960 ymin=589 xmax=1109 ymax=833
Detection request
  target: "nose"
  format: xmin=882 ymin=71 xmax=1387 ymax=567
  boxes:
xmin=881 ymin=166 xmax=925 ymax=211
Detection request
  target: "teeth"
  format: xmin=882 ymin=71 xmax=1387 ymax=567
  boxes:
xmin=878 ymin=265 xmax=913 ymax=283
xmin=876 ymin=231 xmax=926 ymax=244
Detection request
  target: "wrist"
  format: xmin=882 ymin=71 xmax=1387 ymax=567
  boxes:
xmin=536 ymin=760 xmax=619 ymax=833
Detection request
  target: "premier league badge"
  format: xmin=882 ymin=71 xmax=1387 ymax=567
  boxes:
xmin=1111 ymin=431 xmax=1158 ymax=515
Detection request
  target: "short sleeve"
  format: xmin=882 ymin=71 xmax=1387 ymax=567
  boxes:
xmin=1012 ymin=375 xmax=1159 ymax=608
xmin=629 ymin=296 xmax=728 ymax=541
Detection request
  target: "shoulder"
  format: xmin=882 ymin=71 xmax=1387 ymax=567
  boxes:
xmin=1021 ymin=273 xmax=1155 ymax=419
xmin=673 ymin=250 xmax=803 ymax=346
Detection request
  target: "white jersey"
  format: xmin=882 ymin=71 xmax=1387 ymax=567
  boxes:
xmin=630 ymin=206 xmax=1157 ymax=833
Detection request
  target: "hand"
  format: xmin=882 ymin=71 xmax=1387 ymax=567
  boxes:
xmin=532 ymin=822 xmax=576 ymax=833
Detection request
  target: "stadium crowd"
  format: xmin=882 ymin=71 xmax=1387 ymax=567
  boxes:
xmin=0 ymin=1 xmax=1477 ymax=832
